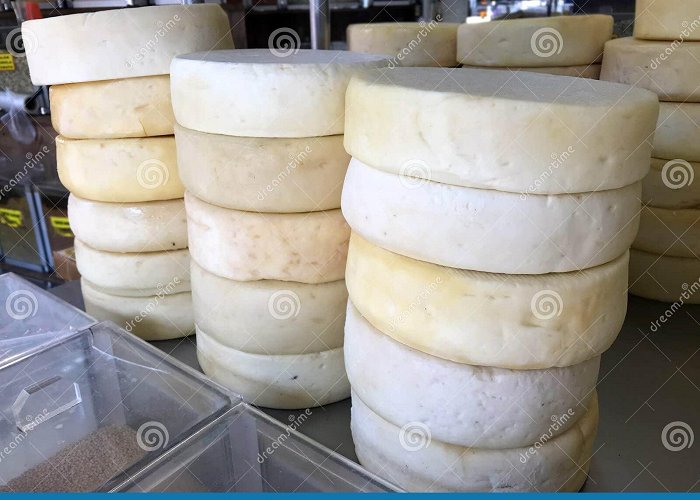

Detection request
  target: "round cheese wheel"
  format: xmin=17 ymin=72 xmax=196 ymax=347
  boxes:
xmin=629 ymin=249 xmax=700 ymax=304
xmin=191 ymin=260 xmax=346 ymax=355
xmin=50 ymin=76 xmax=174 ymax=139
xmin=347 ymin=22 xmax=459 ymax=67
xmin=23 ymin=4 xmax=233 ymax=85
xmin=196 ymin=326 xmax=349 ymax=409
xmin=642 ymin=158 xmax=700 ymax=209
xmin=351 ymin=390 xmax=598 ymax=492
xmin=346 ymin=233 xmax=628 ymax=369
xmin=464 ymin=64 xmax=601 ymax=79
xmin=170 ymin=49 xmax=389 ymax=137
xmin=654 ymin=102 xmax=700 ymax=162
xmin=175 ymin=125 xmax=349 ymax=212
xmin=634 ymin=206 xmax=700 ymax=258
xmin=342 ymin=158 xmax=641 ymax=274
xmin=74 ymin=239 xmax=190 ymax=297
xmin=344 ymin=67 xmax=657 ymax=194
xmin=634 ymin=0 xmax=700 ymax=41
xmin=457 ymin=15 xmax=612 ymax=67
xmin=185 ymin=192 xmax=349 ymax=283
xmin=57 ymin=135 xmax=184 ymax=203
xmin=81 ymin=278 xmax=193 ymax=341
xmin=601 ymin=37 xmax=700 ymax=102
xmin=68 ymin=194 xmax=188 ymax=253
xmin=345 ymin=302 xmax=600 ymax=449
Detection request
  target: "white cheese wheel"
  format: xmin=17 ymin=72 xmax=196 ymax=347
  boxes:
xmin=346 ymin=234 xmax=628 ymax=369
xmin=57 ymin=135 xmax=184 ymax=203
xmin=23 ymin=4 xmax=233 ymax=85
xmin=642 ymin=158 xmax=700 ymax=209
xmin=342 ymin=158 xmax=641 ymax=274
xmin=634 ymin=0 xmax=700 ymax=41
xmin=654 ymin=103 xmax=700 ymax=163
xmin=50 ymin=76 xmax=174 ymax=139
xmin=347 ymin=22 xmax=459 ymax=67
xmin=601 ymin=37 xmax=700 ymax=102
xmin=464 ymin=64 xmax=601 ymax=79
xmin=196 ymin=326 xmax=349 ymax=409
xmin=74 ymin=239 xmax=190 ymax=297
xmin=344 ymin=67 xmax=657 ymax=194
xmin=175 ymin=125 xmax=349 ymax=212
xmin=345 ymin=302 xmax=600 ymax=449
xmin=68 ymin=194 xmax=188 ymax=253
xmin=634 ymin=206 xmax=700 ymax=258
xmin=170 ymin=49 xmax=389 ymax=137
xmin=457 ymin=15 xmax=612 ymax=67
xmin=351 ymin=390 xmax=598 ymax=492
xmin=629 ymin=249 xmax=700 ymax=304
xmin=81 ymin=278 xmax=193 ymax=341
xmin=191 ymin=260 xmax=346 ymax=355
xmin=185 ymin=192 xmax=349 ymax=283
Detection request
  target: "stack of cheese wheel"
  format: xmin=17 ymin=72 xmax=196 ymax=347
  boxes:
xmin=601 ymin=0 xmax=700 ymax=303
xmin=170 ymin=49 xmax=389 ymax=409
xmin=342 ymin=68 xmax=658 ymax=491
xmin=457 ymin=14 xmax=613 ymax=79
xmin=23 ymin=5 xmax=233 ymax=340
xmin=347 ymin=22 xmax=460 ymax=67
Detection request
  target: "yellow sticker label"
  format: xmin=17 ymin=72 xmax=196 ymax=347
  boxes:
xmin=50 ymin=216 xmax=73 ymax=237
xmin=0 ymin=208 xmax=23 ymax=228
xmin=0 ymin=52 xmax=16 ymax=71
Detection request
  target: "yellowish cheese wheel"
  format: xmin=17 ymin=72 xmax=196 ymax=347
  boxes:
xmin=464 ymin=64 xmax=601 ymax=79
xmin=642 ymin=158 xmax=700 ymax=209
xmin=634 ymin=206 xmax=700 ymax=258
xmin=50 ymin=76 xmax=174 ymax=139
xmin=654 ymin=103 xmax=700 ymax=162
xmin=175 ymin=125 xmax=349 ymax=212
xmin=629 ymin=249 xmax=700 ymax=304
xmin=57 ymin=135 xmax=183 ymax=203
xmin=634 ymin=0 xmax=700 ymax=41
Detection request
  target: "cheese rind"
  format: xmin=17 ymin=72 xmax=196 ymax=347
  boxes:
xmin=344 ymin=67 xmax=657 ymax=194
xmin=347 ymin=22 xmax=459 ymax=67
xmin=642 ymin=158 xmax=700 ymax=209
xmin=50 ymin=76 xmax=174 ymax=139
xmin=601 ymin=37 xmax=700 ymax=102
xmin=191 ymin=260 xmax=346 ymax=355
xmin=81 ymin=278 xmax=193 ymax=340
xmin=351 ymin=390 xmax=598 ymax=492
xmin=23 ymin=4 xmax=233 ymax=85
xmin=171 ymin=49 xmax=389 ymax=137
xmin=629 ymin=249 xmax=700 ymax=304
xmin=634 ymin=0 xmax=700 ymax=41
xmin=196 ymin=326 xmax=349 ymax=409
xmin=457 ymin=15 xmax=613 ymax=67
xmin=345 ymin=303 xmax=599 ymax=449
xmin=654 ymin=103 xmax=700 ymax=162
xmin=634 ymin=206 xmax=700 ymax=258
xmin=346 ymin=234 xmax=628 ymax=369
xmin=68 ymin=195 xmax=188 ymax=253
xmin=185 ymin=192 xmax=349 ymax=283
xmin=175 ymin=125 xmax=349 ymax=212
xmin=342 ymin=158 xmax=641 ymax=274
xmin=463 ymin=64 xmax=601 ymax=79
xmin=57 ymin=135 xmax=184 ymax=203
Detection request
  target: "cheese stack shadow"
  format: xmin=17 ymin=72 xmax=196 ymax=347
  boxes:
xmin=169 ymin=49 xmax=389 ymax=409
xmin=342 ymin=67 xmax=658 ymax=491
xmin=601 ymin=0 xmax=700 ymax=303
xmin=457 ymin=14 xmax=613 ymax=79
xmin=23 ymin=5 xmax=233 ymax=340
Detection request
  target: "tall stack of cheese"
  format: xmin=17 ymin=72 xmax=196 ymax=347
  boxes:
xmin=457 ymin=15 xmax=613 ymax=79
xmin=342 ymin=68 xmax=658 ymax=491
xmin=169 ymin=50 xmax=389 ymax=409
xmin=23 ymin=5 xmax=233 ymax=339
xmin=601 ymin=0 xmax=700 ymax=303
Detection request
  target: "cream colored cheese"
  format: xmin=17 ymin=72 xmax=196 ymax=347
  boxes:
xmin=634 ymin=0 xmax=700 ymax=41
xmin=342 ymin=158 xmax=641 ymax=274
xmin=196 ymin=326 xmax=349 ymax=409
xmin=344 ymin=67 xmax=657 ymax=194
xmin=642 ymin=158 xmax=700 ymax=209
xmin=346 ymin=234 xmax=628 ymax=369
xmin=629 ymin=249 xmax=700 ymax=304
xmin=68 ymin=194 xmax=188 ymax=253
xmin=170 ymin=49 xmax=389 ymax=137
xmin=634 ymin=206 xmax=700 ymax=258
xmin=57 ymin=135 xmax=184 ymax=203
xmin=191 ymin=260 xmax=346 ymax=355
xmin=185 ymin=192 xmax=349 ymax=283
xmin=654 ymin=103 xmax=700 ymax=162
xmin=24 ymin=4 xmax=233 ymax=85
xmin=175 ymin=125 xmax=349 ymax=212
xmin=463 ymin=64 xmax=601 ymax=79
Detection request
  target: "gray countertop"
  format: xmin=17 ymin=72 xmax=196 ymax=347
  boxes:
xmin=50 ymin=280 xmax=700 ymax=492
